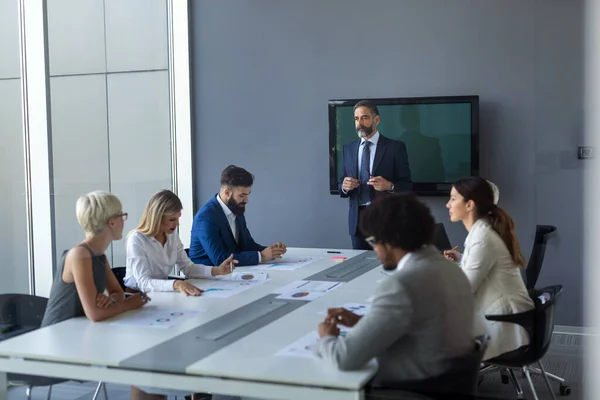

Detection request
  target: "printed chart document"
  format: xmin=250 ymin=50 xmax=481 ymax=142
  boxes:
xmin=274 ymin=280 xmax=343 ymax=301
xmin=191 ymin=278 xmax=268 ymax=298
xmin=248 ymin=256 xmax=322 ymax=271
xmin=110 ymin=306 xmax=202 ymax=329
xmin=318 ymin=303 xmax=371 ymax=316
xmin=206 ymin=271 xmax=269 ymax=282
xmin=276 ymin=327 xmax=351 ymax=359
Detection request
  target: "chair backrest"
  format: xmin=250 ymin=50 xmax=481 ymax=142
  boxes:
xmin=0 ymin=294 xmax=48 ymax=335
xmin=484 ymin=285 xmax=562 ymax=365
xmin=525 ymin=225 xmax=556 ymax=289
xmin=375 ymin=336 xmax=488 ymax=396
xmin=111 ymin=266 xmax=127 ymax=290
xmin=529 ymin=285 xmax=562 ymax=359
xmin=433 ymin=223 xmax=452 ymax=252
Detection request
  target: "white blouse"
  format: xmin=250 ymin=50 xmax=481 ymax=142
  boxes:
xmin=124 ymin=231 xmax=213 ymax=292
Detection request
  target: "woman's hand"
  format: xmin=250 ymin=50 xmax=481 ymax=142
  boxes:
xmin=443 ymin=249 xmax=462 ymax=263
xmin=213 ymin=254 xmax=238 ymax=276
xmin=174 ymin=280 xmax=203 ymax=296
xmin=96 ymin=293 xmax=113 ymax=309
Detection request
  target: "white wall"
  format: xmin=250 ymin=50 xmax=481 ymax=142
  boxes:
xmin=47 ymin=0 xmax=172 ymax=269
xmin=0 ymin=0 xmax=29 ymax=294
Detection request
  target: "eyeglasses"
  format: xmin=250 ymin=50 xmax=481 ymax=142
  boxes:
xmin=112 ymin=212 xmax=128 ymax=221
xmin=365 ymin=236 xmax=377 ymax=248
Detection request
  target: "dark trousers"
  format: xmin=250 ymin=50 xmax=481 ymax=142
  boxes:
xmin=351 ymin=206 xmax=371 ymax=250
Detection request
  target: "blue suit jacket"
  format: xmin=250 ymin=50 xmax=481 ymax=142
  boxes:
xmin=189 ymin=194 xmax=266 ymax=266
xmin=340 ymin=134 xmax=412 ymax=235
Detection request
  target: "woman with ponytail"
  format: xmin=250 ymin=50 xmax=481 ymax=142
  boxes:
xmin=444 ymin=177 xmax=533 ymax=361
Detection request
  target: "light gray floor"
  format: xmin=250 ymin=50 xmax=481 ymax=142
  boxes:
xmin=7 ymin=333 xmax=585 ymax=400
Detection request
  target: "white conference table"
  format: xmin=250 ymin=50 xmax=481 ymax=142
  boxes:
xmin=0 ymin=248 xmax=385 ymax=400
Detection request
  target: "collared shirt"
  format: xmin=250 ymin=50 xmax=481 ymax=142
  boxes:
xmin=124 ymin=231 xmax=213 ymax=292
xmin=216 ymin=194 xmax=238 ymax=243
xmin=396 ymin=251 xmax=413 ymax=272
xmin=216 ymin=194 xmax=262 ymax=262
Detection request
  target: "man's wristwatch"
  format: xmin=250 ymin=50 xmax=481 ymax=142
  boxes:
xmin=388 ymin=183 xmax=395 ymax=192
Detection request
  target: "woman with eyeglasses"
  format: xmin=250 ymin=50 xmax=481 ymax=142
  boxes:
xmin=444 ymin=177 xmax=533 ymax=361
xmin=42 ymin=191 xmax=148 ymax=328
xmin=124 ymin=189 xmax=236 ymax=297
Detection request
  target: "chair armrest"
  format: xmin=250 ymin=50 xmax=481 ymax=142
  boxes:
xmin=485 ymin=309 xmax=535 ymax=325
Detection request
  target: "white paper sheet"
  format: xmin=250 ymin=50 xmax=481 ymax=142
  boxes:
xmin=109 ymin=306 xmax=202 ymax=329
xmin=274 ymin=280 xmax=343 ymax=301
xmin=276 ymin=327 xmax=350 ymax=358
xmin=248 ymin=257 xmax=322 ymax=271
xmin=191 ymin=278 xmax=268 ymax=298
xmin=208 ymin=272 xmax=269 ymax=282
xmin=318 ymin=303 xmax=371 ymax=316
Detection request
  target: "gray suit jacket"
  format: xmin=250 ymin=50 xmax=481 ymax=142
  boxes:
xmin=315 ymin=245 xmax=475 ymax=384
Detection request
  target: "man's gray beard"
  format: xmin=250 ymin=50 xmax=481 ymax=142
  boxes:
xmin=357 ymin=129 xmax=368 ymax=139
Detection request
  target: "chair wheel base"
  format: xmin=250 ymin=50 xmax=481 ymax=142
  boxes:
xmin=560 ymin=384 xmax=571 ymax=396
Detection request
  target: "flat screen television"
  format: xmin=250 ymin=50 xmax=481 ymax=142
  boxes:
xmin=328 ymin=95 xmax=479 ymax=196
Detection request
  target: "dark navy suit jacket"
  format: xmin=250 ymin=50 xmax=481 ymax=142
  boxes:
xmin=340 ymin=134 xmax=412 ymax=235
xmin=189 ymin=194 xmax=266 ymax=266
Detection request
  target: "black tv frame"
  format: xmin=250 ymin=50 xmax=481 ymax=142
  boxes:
xmin=328 ymin=95 xmax=480 ymax=196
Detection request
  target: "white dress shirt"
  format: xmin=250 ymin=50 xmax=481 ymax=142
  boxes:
xmin=216 ymin=194 xmax=238 ymax=243
xmin=124 ymin=231 xmax=213 ymax=292
xmin=216 ymin=194 xmax=262 ymax=262
xmin=395 ymin=251 xmax=413 ymax=272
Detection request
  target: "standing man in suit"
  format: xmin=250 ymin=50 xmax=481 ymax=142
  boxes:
xmin=316 ymin=194 xmax=475 ymax=385
xmin=189 ymin=165 xmax=286 ymax=266
xmin=340 ymin=100 xmax=412 ymax=250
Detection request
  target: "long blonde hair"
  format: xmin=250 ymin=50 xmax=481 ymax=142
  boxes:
xmin=134 ymin=190 xmax=182 ymax=237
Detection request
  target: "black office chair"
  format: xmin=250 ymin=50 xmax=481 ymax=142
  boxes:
xmin=111 ymin=266 xmax=128 ymax=290
xmin=479 ymin=285 xmax=569 ymax=400
xmin=367 ymin=336 xmax=489 ymax=399
xmin=432 ymin=223 xmax=452 ymax=253
xmin=525 ymin=225 xmax=557 ymax=290
xmin=0 ymin=294 xmax=108 ymax=400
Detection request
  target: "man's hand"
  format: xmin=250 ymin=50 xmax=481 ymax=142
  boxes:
xmin=325 ymin=307 xmax=362 ymax=328
xmin=342 ymin=177 xmax=359 ymax=192
xmin=273 ymin=242 xmax=287 ymax=255
xmin=367 ymin=176 xmax=392 ymax=191
xmin=318 ymin=321 xmax=340 ymax=338
xmin=173 ymin=281 xmax=203 ymax=296
xmin=213 ymin=254 xmax=238 ymax=275
xmin=261 ymin=244 xmax=286 ymax=262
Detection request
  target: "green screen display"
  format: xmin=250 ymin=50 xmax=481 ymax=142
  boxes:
xmin=330 ymin=98 xmax=478 ymax=195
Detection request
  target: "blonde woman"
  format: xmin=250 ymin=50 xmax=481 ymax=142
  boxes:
xmin=124 ymin=190 xmax=236 ymax=296
xmin=42 ymin=191 xmax=148 ymax=327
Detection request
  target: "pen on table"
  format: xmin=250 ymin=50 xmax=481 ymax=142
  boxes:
xmin=327 ymin=251 xmax=341 ymax=254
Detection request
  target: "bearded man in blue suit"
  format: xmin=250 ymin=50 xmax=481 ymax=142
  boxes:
xmin=189 ymin=165 xmax=286 ymax=266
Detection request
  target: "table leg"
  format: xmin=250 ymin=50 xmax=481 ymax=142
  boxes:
xmin=0 ymin=371 xmax=7 ymax=400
